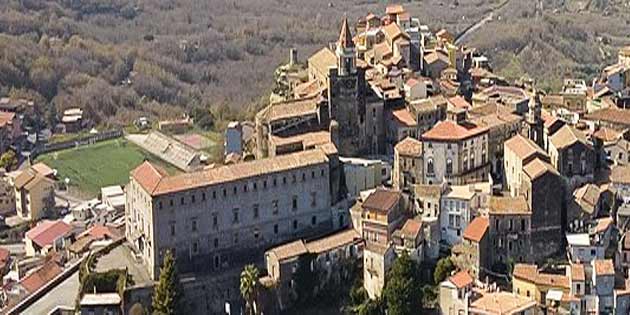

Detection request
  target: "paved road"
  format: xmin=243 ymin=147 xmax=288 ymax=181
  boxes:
xmin=454 ymin=0 xmax=513 ymax=46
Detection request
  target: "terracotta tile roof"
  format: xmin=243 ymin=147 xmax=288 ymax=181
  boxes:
xmin=414 ymin=184 xmax=443 ymax=198
xmin=68 ymin=235 xmax=95 ymax=254
xmin=258 ymin=95 xmax=321 ymax=123
xmin=395 ymin=137 xmax=422 ymax=157
xmin=31 ymin=162 xmax=55 ymax=178
xmin=424 ymin=51 xmax=450 ymax=65
xmin=504 ymin=134 xmax=547 ymax=160
xmin=570 ymin=263 xmax=585 ymax=281
xmin=271 ymin=131 xmax=331 ymax=148
xmin=467 ymin=103 xmax=515 ymax=117
xmin=305 ymin=229 xmax=361 ymax=254
xmin=449 ymin=270 xmax=473 ymax=288
xmin=549 ymin=125 xmax=591 ymax=150
xmin=382 ymin=23 xmax=409 ymax=42
xmin=469 ymin=112 xmax=522 ymax=130
xmin=409 ymin=95 xmax=447 ymax=113
xmin=523 ymin=157 xmax=558 ymax=180
xmin=362 ymin=189 xmax=401 ymax=213
xmin=463 ymin=217 xmax=489 ymax=242
xmin=20 ymin=259 xmax=63 ymax=294
xmin=513 ymin=264 xmax=570 ymax=289
xmin=399 ymin=219 xmax=423 ymax=239
xmin=25 ymin=220 xmax=72 ymax=248
xmin=78 ymin=224 xmax=120 ymax=240
xmin=391 ymin=108 xmax=417 ymax=127
xmin=592 ymin=127 xmax=621 ymax=143
xmin=422 ymin=120 xmax=487 ymax=141
xmin=573 ymin=184 xmax=601 ymax=214
xmin=541 ymin=111 xmax=562 ymax=129
xmin=611 ymin=165 xmax=630 ymax=184
xmin=308 ymin=48 xmax=337 ymax=76
xmin=131 ymin=161 xmax=168 ymax=195
xmin=447 ymin=96 xmax=471 ymax=110
xmin=592 ymin=217 xmax=613 ymax=234
xmin=593 ymin=259 xmax=615 ymax=276
xmin=488 ymin=196 xmax=530 ymax=215
xmin=470 ymin=291 xmax=536 ymax=314
xmin=385 ymin=4 xmax=405 ymax=15
xmin=268 ymin=240 xmax=307 ymax=261
xmin=134 ymin=149 xmax=329 ymax=196
xmin=0 ymin=111 xmax=15 ymax=127
xmin=584 ymin=107 xmax=630 ymax=127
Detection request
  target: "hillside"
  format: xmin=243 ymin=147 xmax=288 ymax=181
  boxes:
xmin=0 ymin=0 xmax=628 ymax=129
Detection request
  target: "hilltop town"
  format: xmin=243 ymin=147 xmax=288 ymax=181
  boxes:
xmin=0 ymin=3 xmax=630 ymax=315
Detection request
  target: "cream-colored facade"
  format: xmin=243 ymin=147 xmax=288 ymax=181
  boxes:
xmin=126 ymin=148 xmax=340 ymax=280
xmin=13 ymin=168 xmax=55 ymax=221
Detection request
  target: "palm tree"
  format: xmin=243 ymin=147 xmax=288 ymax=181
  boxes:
xmin=240 ymin=264 xmax=260 ymax=315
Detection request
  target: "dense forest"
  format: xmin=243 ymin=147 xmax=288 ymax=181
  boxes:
xmin=0 ymin=0 xmax=628 ymax=129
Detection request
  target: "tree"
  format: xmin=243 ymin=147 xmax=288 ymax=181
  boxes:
xmin=152 ymin=250 xmax=182 ymax=315
xmin=293 ymin=253 xmax=318 ymax=302
xmin=433 ymin=257 xmax=455 ymax=284
xmin=0 ymin=151 xmax=17 ymax=170
xmin=240 ymin=264 xmax=260 ymax=315
xmin=383 ymin=251 xmax=423 ymax=315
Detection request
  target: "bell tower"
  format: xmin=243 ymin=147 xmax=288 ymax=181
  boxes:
xmin=328 ymin=15 xmax=364 ymax=156
xmin=524 ymin=89 xmax=544 ymax=147
xmin=336 ymin=16 xmax=356 ymax=76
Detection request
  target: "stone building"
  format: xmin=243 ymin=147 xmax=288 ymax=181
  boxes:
xmin=487 ymin=196 xmax=532 ymax=265
xmin=393 ymin=137 xmax=423 ymax=192
xmin=521 ymin=157 xmax=567 ymax=262
xmin=456 ymin=216 xmax=489 ymax=280
xmin=592 ymin=127 xmax=630 ymax=167
xmin=504 ymin=134 xmax=550 ymax=197
xmin=125 ymin=148 xmax=344 ymax=280
xmin=548 ymin=125 xmax=596 ymax=188
xmin=407 ymin=95 xmax=447 ymax=135
xmin=256 ymin=17 xmax=391 ymax=157
xmin=440 ymin=183 xmax=490 ymax=246
xmin=468 ymin=106 xmax=522 ymax=179
xmin=412 ymin=183 xmax=444 ymax=220
xmin=421 ymin=120 xmax=490 ymax=185
xmin=264 ymin=228 xmax=363 ymax=310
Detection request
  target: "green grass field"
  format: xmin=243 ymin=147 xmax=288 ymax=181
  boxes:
xmin=37 ymin=139 xmax=177 ymax=197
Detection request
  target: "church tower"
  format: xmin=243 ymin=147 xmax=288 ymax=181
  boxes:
xmin=328 ymin=16 xmax=365 ymax=156
xmin=336 ymin=16 xmax=356 ymax=76
xmin=524 ymin=89 xmax=544 ymax=147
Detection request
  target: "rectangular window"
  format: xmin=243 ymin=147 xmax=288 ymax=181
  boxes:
xmin=191 ymin=219 xmax=197 ymax=232
xmin=272 ymin=200 xmax=279 ymax=215
xmin=311 ymin=192 xmax=317 ymax=207
xmin=202 ymin=192 xmax=206 ymax=201
xmin=253 ymin=204 xmax=259 ymax=219
xmin=170 ymin=223 xmax=175 ymax=236
xmin=292 ymin=196 xmax=298 ymax=211
xmin=233 ymin=208 xmax=239 ymax=224
xmin=212 ymin=213 xmax=218 ymax=228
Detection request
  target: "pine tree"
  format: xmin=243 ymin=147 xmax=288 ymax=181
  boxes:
xmin=152 ymin=250 xmax=182 ymax=315
xmin=383 ymin=251 xmax=423 ymax=315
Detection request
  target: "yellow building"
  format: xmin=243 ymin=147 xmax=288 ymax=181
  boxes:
xmin=13 ymin=165 xmax=55 ymax=221
xmin=512 ymin=264 xmax=570 ymax=304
